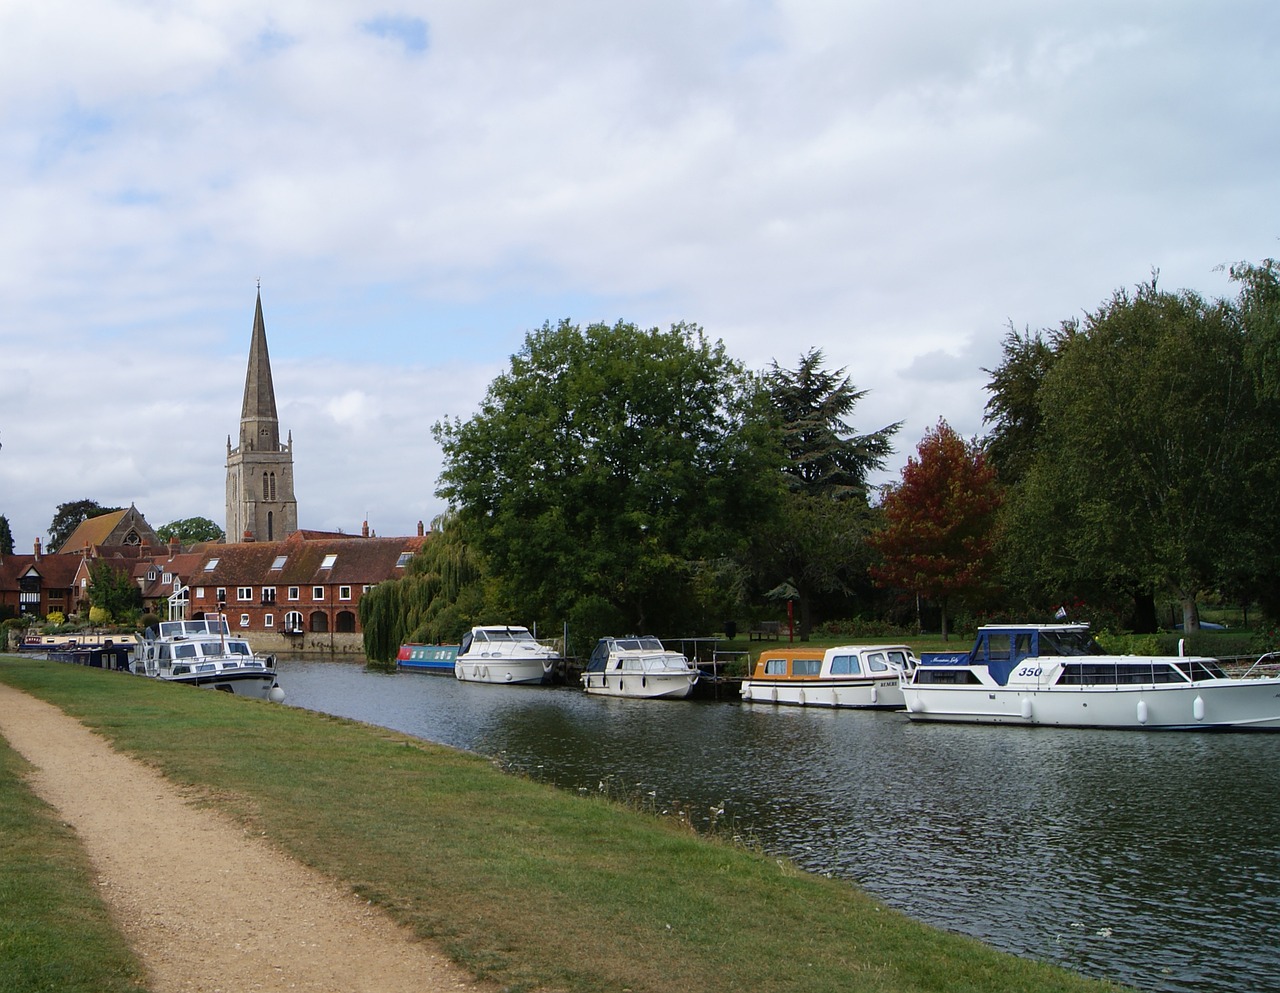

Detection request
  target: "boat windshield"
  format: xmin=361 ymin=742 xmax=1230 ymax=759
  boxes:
xmin=1037 ymin=630 xmax=1105 ymax=656
xmin=476 ymin=628 xmax=534 ymax=644
xmin=614 ymin=637 xmax=665 ymax=651
xmin=620 ymin=654 xmax=690 ymax=673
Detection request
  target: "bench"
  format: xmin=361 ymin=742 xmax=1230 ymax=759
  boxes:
xmin=749 ymin=621 xmax=781 ymax=641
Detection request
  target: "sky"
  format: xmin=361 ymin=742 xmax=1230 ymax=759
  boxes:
xmin=2 ymin=2 xmax=1277 ymax=550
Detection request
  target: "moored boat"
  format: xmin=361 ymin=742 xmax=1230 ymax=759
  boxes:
xmin=740 ymin=644 xmax=916 ymax=708
xmin=131 ymin=585 xmax=284 ymax=702
xmin=901 ymin=622 xmax=1280 ymax=730
xmin=454 ymin=625 xmax=558 ymax=685
xmin=581 ymin=636 xmax=699 ymax=699
xmin=396 ymin=643 xmax=460 ymax=674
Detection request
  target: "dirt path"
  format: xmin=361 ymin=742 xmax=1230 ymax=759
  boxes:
xmin=0 ymin=683 xmax=491 ymax=993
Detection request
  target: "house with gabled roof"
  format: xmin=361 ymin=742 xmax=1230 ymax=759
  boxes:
xmin=57 ymin=505 xmax=163 ymax=555
xmin=0 ymin=540 xmax=79 ymax=622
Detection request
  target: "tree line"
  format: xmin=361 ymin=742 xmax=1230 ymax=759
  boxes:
xmin=355 ymin=263 xmax=1275 ymax=660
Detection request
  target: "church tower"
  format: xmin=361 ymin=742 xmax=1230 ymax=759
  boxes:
xmin=226 ymin=289 xmax=299 ymax=542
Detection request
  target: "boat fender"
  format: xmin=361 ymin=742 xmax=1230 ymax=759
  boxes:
xmin=868 ymin=685 xmax=875 ymax=705
xmin=832 ymin=689 xmax=841 ymax=706
xmin=770 ymin=686 xmax=777 ymax=703
xmin=1020 ymin=697 xmax=1032 ymax=720
xmin=1136 ymin=699 xmax=1149 ymax=725
xmin=642 ymin=676 xmax=647 ymax=688
xmin=505 ymin=672 xmax=512 ymax=682
xmin=798 ymin=689 xmax=806 ymax=706
xmin=1193 ymin=695 xmax=1205 ymax=722
xmin=268 ymin=685 xmax=286 ymax=704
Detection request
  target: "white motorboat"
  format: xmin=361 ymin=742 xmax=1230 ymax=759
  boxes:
xmin=454 ymin=625 xmax=558 ymax=685
xmin=133 ymin=587 xmax=284 ymax=702
xmin=581 ymin=636 xmax=699 ymax=699
xmin=901 ymin=623 xmax=1280 ymax=730
xmin=740 ymin=644 xmax=916 ymax=708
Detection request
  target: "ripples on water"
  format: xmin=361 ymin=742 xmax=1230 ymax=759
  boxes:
xmin=278 ymin=660 xmax=1280 ymax=993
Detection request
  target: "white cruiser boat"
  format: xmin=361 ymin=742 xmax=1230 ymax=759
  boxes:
xmin=581 ymin=636 xmax=699 ymax=699
xmin=133 ymin=587 xmax=283 ymax=702
xmin=901 ymin=623 xmax=1280 ymax=730
xmin=454 ymin=625 xmax=558 ymax=685
xmin=740 ymin=644 xmax=916 ymax=709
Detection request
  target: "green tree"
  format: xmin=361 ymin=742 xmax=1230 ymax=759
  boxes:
xmin=1003 ymin=279 xmax=1263 ymax=630
xmin=758 ymin=349 xmax=899 ymax=637
xmin=157 ymin=517 xmax=225 ymax=545
xmin=48 ymin=499 xmax=122 ymax=553
xmin=0 ymin=514 xmax=13 ymax=556
xmin=360 ymin=514 xmax=486 ymax=663
xmin=868 ymin=420 xmax=1002 ymax=639
xmin=87 ymin=557 xmax=142 ymax=625
xmin=981 ymin=322 xmax=1071 ymax=485
xmin=434 ymin=319 xmax=782 ymax=636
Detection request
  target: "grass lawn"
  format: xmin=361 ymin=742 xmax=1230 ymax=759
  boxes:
xmin=0 ymin=656 xmax=1129 ymax=993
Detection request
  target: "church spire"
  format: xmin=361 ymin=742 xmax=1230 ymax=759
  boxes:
xmin=239 ymin=288 xmax=280 ymax=452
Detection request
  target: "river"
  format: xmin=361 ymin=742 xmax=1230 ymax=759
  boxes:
xmin=277 ymin=659 xmax=1280 ymax=993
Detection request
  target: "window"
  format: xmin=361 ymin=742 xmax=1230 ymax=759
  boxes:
xmin=195 ymin=587 xmax=205 ymax=600
xmin=204 ymin=558 xmax=219 ymax=572
xmin=338 ymin=586 xmax=351 ymax=601
xmin=271 ymin=555 xmax=287 ymax=570
xmin=396 ymin=551 xmax=412 ymax=567
xmin=261 ymin=586 xmax=276 ymax=604
xmin=264 ymin=614 xmax=274 ymax=628
xmin=288 ymin=586 xmax=300 ymax=601
xmin=237 ymin=587 xmax=253 ymax=601
xmin=865 ymin=653 xmax=889 ymax=673
xmin=239 ymin=614 xmax=250 ymax=628
xmin=321 ymin=553 xmax=337 ymax=569
xmin=830 ymin=654 xmax=861 ymax=676
xmin=312 ymin=586 xmax=325 ymax=601
xmin=216 ymin=587 xmax=227 ymax=604
xmin=792 ymin=658 xmax=821 ymax=676
xmin=284 ymin=611 xmax=303 ymax=633
xmin=764 ymin=657 xmax=787 ymax=675
xmin=162 ymin=573 xmax=172 ymax=585
xmin=147 ymin=569 xmax=157 ymax=582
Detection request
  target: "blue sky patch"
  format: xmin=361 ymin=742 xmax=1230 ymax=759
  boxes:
xmin=361 ymin=14 xmax=429 ymax=55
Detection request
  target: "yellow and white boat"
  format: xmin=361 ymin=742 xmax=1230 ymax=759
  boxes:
xmin=740 ymin=644 xmax=917 ymax=709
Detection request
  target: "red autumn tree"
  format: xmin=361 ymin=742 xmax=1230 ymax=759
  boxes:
xmin=868 ymin=419 xmax=1002 ymax=639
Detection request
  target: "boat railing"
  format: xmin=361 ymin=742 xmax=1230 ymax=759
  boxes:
xmin=1231 ymin=653 xmax=1280 ymax=679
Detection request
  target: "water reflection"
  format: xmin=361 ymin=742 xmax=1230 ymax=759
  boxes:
xmin=278 ymin=660 xmax=1280 ymax=993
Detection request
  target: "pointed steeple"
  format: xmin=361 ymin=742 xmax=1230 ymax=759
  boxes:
xmin=239 ymin=289 xmax=281 ymax=452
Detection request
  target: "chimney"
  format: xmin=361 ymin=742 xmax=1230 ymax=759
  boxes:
xmin=361 ymin=520 xmax=370 ymax=538
xmin=417 ymin=520 xmax=425 ymax=537
xmin=34 ymin=538 xmax=41 ymax=560
xmin=169 ymin=537 xmax=180 ymax=558
xmin=243 ymin=530 xmax=254 ymax=543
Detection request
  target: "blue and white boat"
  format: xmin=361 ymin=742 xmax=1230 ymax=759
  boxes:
xmin=396 ymin=643 xmax=460 ymax=674
xmin=901 ymin=623 xmax=1280 ymax=730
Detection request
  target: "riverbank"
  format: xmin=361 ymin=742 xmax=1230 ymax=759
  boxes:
xmin=0 ymin=657 xmax=1126 ymax=993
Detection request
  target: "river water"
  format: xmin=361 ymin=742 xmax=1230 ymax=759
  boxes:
xmin=277 ymin=660 xmax=1280 ymax=993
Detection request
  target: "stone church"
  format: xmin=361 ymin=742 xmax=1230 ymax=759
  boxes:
xmin=225 ymin=290 xmax=299 ymax=542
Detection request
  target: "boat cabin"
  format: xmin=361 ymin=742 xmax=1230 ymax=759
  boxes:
xmin=751 ymin=646 xmax=913 ymax=681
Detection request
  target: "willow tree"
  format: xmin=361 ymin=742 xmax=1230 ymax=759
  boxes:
xmin=359 ymin=514 xmax=484 ymax=663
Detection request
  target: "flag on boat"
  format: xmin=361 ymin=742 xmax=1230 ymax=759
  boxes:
xmin=1055 ymin=605 xmax=1068 ymax=619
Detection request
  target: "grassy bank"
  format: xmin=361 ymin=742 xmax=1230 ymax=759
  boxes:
xmin=0 ymin=657 xmax=1126 ymax=993
xmin=0 ymin=722 xmax=147 ymax=992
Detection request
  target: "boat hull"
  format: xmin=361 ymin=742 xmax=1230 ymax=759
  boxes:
xmin=903 ymin=679 xmax=1280 ymax=730
xmin=741 ymin=676 xmax=904 ymax=709
xmin=454 ymin=657 xmax=552 ymax=685
xmin=397 ymin=644 xmax=460 ymax=675
xmin=155 ymin=670 xmax=283 ymax=701
xmin=581 ymin=671 xmax=697 ymax=699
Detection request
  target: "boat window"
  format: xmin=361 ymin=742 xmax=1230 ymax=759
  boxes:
xmin=1038 ymin=629 xmax=1105 ymax=656
xmin=830 ymin=654 xmax=861 ymax=676
xmin=984 ymin=634 xmax=1012 ymax=664
xmin=622 ymin=658 xmax=643 ymax=671
xmin=1174 ymin=659 xmax=1230 ymax=681
xmin=764 ymin=658 xmax=787 ymax=675
xmin=173 ymin=643 xmax=198 ymax=659
xmin=916 ymin=669 xmax=982 ymax=685
xmin=865 ymin=653 xmax=888 ymax=673
xmin=886 ymin=650 xmax=911 ymax=668
xmin=792 ymin=658 xmax=821 ymax=676
xmin=1056 ymin=662 xmax=1188 ymax=686
xmin=227 ymin=642 xmax=251 ymax=656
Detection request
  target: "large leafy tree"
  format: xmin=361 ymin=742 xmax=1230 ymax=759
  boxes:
xmin=157 ymin=517 xmax=225 ymax=545
xmin=1000 ymin=279 xmax=1268 ymax=630
xmin=48 ymin=499 xmax=122 ymax=552
xmin=434 ymin=319 xmax=782 ymax=635
xmin=868 ymin=419 xmax=1002 ymax=639
xmin=759 ymin=349 xmax=899 ymax=637
xmin=87 ymin=557 xmax=142 ymax=624
xmin=0 ymin=515 xmax=12 ymax=556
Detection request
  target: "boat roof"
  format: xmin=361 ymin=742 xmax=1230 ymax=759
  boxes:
xmin=976 ymin=623 xmax=1090 ymax=633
